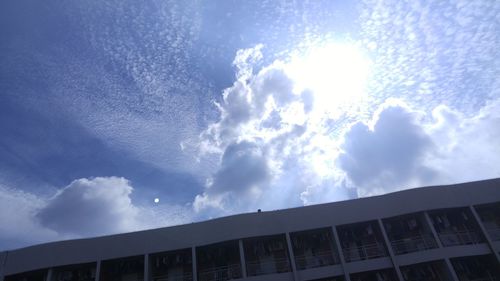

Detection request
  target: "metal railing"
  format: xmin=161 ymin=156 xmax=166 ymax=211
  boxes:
xmin=466 ymin=275 xmax=500 ymax=281
xmin=485 ymin=227 xmax=500 ymax=241
xmin=154 ymin=272 xmax=193 ymax=281
xmin=294 ymin=250 xmax=339 ymax=270
xmin=342 ymin=242 xmax=387 ymax=262
xmin=246 ymin=257 xmax=290 ymax=276
xmin=438 ymin=229 xmax=483 ymax=246
xmin=390 ymin=234 xmax=438 ymax=255
xmin=197 ymin=264 xmax=241 ymax=281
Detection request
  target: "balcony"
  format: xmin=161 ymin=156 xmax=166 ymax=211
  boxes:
xmin=484 ymin=226 xmax=500 ymax=241
xmin=5 ymin=269 xmax=48 ymax=281
xmin=153 ymin=273 xmax=193 ymax=281
xmin=400 ymin=260 xmax=452 ymax=281
xmin=294 ymin=250 xmax=340 ymax=269
xmin=451 ymin=254 xmax=500 ymax=281
xmin=150 ymin=248 xmax=193 ymax=281
xmin=308 ymin=276 xmax=345 ymax=281
xmin=350 ymin=268 xmax=398 ymax=281
xmin=243 ymin=234 xmax=292 ymax=277
xmin=100 ymin=255 xmax=144 ymax=281
xmin=246 ymin=257 xmax=290 ymax=276
xmin=383 ymin=213 xmax=439 ymax=255
xmin=337 ymin=221 xmax=389 ymax=263
xmin=197 ymin=264 xmax=241 ymax=281
xmin=475 ymin=202 xmax=500 ymax=242
xmin=429 ymin=208 xmax=485 ymax=247
xmin=290 ymin=227 xmax=340 ymax=270
xmin=438 ymin=229 xmax=483 ymax=247
xmin=342 ymin=241 xmax=387 ymax=262
xmin=53 ymin=262 xmax=97 ymax=281
xmin=196 ymin=240 xmax=242 ymax=281
xmin=390 ymin=234 xmax=438 ymax=255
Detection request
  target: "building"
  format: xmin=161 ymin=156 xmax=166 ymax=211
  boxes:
xmin=1 ymin=179 xmax=500 ymax=281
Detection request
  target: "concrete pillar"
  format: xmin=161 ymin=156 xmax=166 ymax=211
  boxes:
xmin=0 ymin=251 xmax=7 ymax=281
xmin=191 ymin=247 xmax=198 ymax=281
xmin=143 ymin=254 xmax=149 ymax=281
xmin=45 ymin=269 xmax=53 ymax=281
xmin=238 ymin=240 xmax=247 ymax=278
xmin=332 ymin=226 xmax=351 ymax=281
xmin=285 ymin=232 xmax=299 ymax=281
xmin=424 ymin=212 xmax=443 ymax=248
xmin=469 ymin=205 xmax=500 ymax=263
xmin=424 ymin=212 xmax=458 ymax=281
xmin=95 ymin=260 xmax=101 ymax=281
xmin=378 ymin=219 xmax=404 ymax=281
xmin=444 ymin=258 xmax=460 ymax=281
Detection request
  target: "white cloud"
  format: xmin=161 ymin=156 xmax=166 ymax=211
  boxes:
xmin=0 ymin=185 xmax=60 ymax=250
xmin=0 ymin=176 xmax=192 ymax=250
xmin=426 ymin=99 xmax=500 ymax=183
xmin=359 ymin=0 xmax=499 ymax=111
xmin=338 ymin=100 xmax=436 ymax=196
xmin=193 ymin=38 xmax=500 ymax=219
xmin=36 ymin=177 xmax=139 ymax=236
xmin=194 ymin=45 xmax=359 ymax=214
xmin=337 ymin=99 xmax=500 ymax=197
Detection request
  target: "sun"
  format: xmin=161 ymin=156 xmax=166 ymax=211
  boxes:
xmin=287 ymin=42 xmax=371 ymax=114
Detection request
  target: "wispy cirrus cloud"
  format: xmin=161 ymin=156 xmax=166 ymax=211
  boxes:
xmin=360 ymin=0 xmax=499 ymax=112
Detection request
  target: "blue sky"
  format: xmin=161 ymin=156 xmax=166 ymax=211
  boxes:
xmin=0 ymin=0 xmax=499 ymax=250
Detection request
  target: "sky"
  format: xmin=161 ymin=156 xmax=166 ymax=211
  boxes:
xmin=0 ymin=0 xmax=499 ymax=250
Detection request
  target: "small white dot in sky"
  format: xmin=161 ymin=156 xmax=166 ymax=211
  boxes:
xmin=154 ymin=198 xmax=160 ymax=204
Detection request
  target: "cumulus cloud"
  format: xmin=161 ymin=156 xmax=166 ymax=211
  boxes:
xmin=338 ymin=100 xmax=436 ymax=195
xmin=0 ymin=176 xmax=192 ymax=249
xmin=36 ymin=177 xmax=139 ymax=236
xmin=426 ymin=99 xmax=500 ymax=183
xmin=0 ymin=185 xmax=59 ymax=250
xmin=337 ymin=99 xmax=500 ymax=197
xmin=194 ymin=45 xmax=356 ymax=214
xmin=193 ymin=38 xmax=500 ymax=219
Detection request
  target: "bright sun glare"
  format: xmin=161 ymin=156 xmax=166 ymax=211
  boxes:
xmin=287 ymin=42 xmax=371 ymax=114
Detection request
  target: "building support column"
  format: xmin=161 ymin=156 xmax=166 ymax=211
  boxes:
xmin=469 ymin=205 xmax=500 ymax=263
xmin=285 ymin=232 xmax=299 ymax=281
xmin=424 ymin=211 xmax=443 ymax=248
xmin=95 ymin=261 xmax=101 ymax=281
xmin=424 ymin=212 xmax=459 ymax=281
xmin=332 ymin=226 xmax=350 ymax=281
xmin=444 ymin=258 xmax=459 ymax=281
xmin=144 ymin=254 xmax=149 ymax=281
xmin=0 ymin=251 xmax=7 ymax=281
xmin=378 ymin=219 xmax=404 ymax=281
xmin=191 ymin=247 xmax=198 ymax=281
xmin=238 ymin=240 xmax=247 ymax=278
xmin=45 ymin=268 xmax=53 ymax=281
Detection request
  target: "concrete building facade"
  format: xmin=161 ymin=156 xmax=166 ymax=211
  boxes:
xmin=1 ymin=179 xmax=500 ymax=281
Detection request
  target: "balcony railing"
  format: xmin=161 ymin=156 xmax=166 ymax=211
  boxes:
xmin=465 ymin=275 xmax=500 ymax=281
xmin=404 ymin=276 xmax=447 ymax=281
xmin=246 ymin=257 xmax=290 ymax=276
xmin=484 ymin=226 xmax=500 ymax=241
xmin=390 ymin=234 xmax=438 ymax=255
xmin=197 ymin=264 xmax=241 ymax=281
xmin=154 ymin=272 xmax=193 ymax=281
xmin=294 ymin=250 xmax=340 ymax=270
xmin=438 ymin=229 xmax=483 ymax=246
xmin=342 ymin=242 xmax=387 ymax=262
